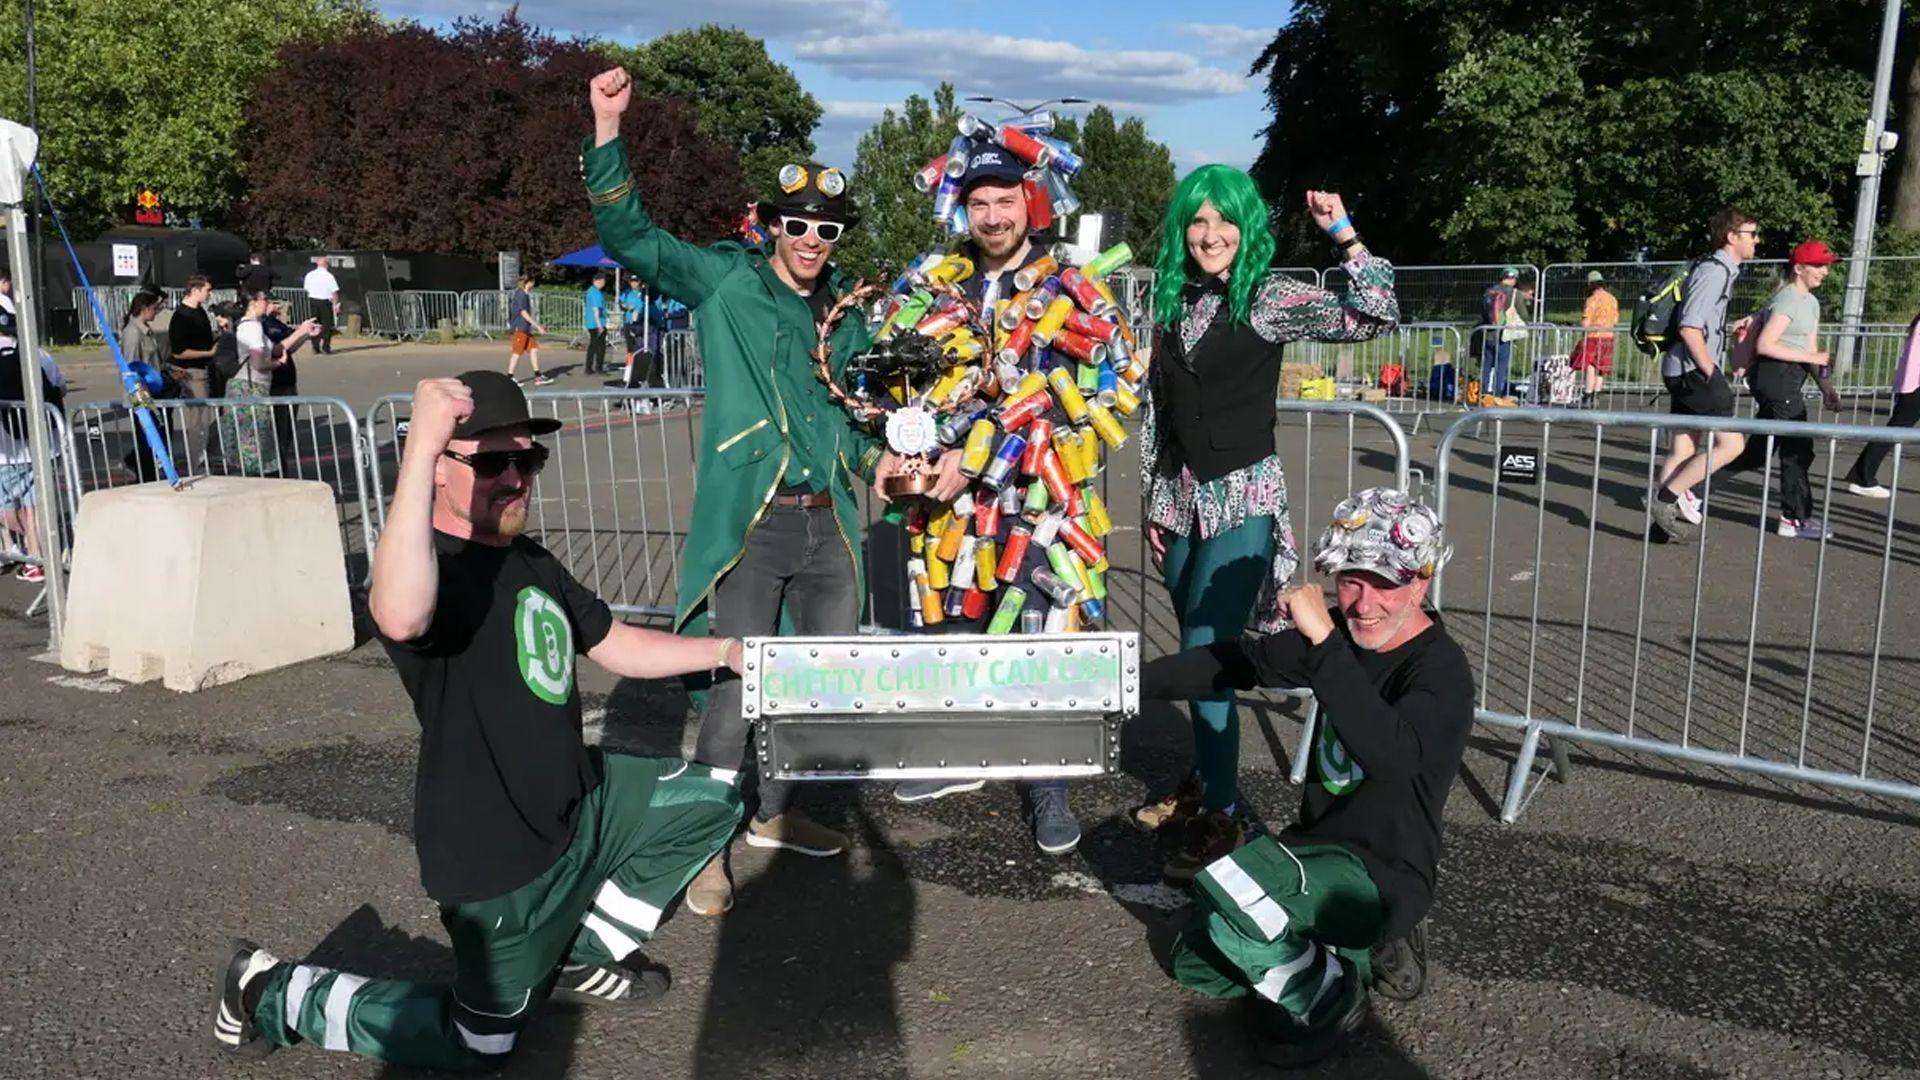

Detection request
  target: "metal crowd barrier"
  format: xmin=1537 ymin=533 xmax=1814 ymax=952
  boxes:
xmin=1431 ymin=406 xmax=1920 ymax=821
xmin=0 ymin=403 xmax=83 ymax=612
xmin=660 ymin=329 xmax=701 ymax=388
xmin=69 ymin=394 xmax=376 ymax=580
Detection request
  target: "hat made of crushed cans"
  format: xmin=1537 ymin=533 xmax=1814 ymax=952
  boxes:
xmin=1312 ymin=487 xmax=1452 ymax=584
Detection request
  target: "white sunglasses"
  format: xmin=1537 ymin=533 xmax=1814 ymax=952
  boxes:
xmin=779 ymin=216 xmax=845 ymax=244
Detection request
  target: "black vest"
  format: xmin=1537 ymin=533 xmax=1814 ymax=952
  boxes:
xmin=1152 ymin=298 xmax=1285 ymax=484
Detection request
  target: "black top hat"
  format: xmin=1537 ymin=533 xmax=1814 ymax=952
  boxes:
xmin=756 ymin=161 xmax=859 ymax=229
xmin=452 ymin=370 xmax=563 ymax=438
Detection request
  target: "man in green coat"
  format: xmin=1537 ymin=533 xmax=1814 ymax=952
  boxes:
xmin=585 ymin=67 xmax=897 ymax=915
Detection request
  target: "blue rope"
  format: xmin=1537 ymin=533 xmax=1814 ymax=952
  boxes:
xmin=30 ymin=165 xmax=180 ymax=486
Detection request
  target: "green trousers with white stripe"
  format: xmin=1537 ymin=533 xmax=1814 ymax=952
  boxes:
xmin=1173 ymin=837 xmax=1383 ymax=1039
xmin=249 ymin=752 xmax=741 ymax=1072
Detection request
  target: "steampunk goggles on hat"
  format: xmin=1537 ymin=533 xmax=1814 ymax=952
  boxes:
xmin=759 ymin=161 xmax=858 ymax=230
xmin=778 ymin=163 xmax=847 ymax=199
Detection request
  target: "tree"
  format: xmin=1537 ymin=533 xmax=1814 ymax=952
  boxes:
xmin=838 ymin=84 xmax=961 ymax=282
xmin=600 ymin=26 xmax=821 ymax=200
xmin=239 ymin=16 xmax=748 ymax=262
xmin=1050 ymin=107 xmax=1178 ymax=261
xmin=0 ymin=0 xmax=369 ymax=236
xmin=1251 ymin=0 xmax=1886 ymax=265
xmin=838 ymin=87 xmax=1177 ymax=281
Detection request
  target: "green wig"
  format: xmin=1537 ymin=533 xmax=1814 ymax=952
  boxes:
xmin=1153 ymin=164 xmax=1276 ymax=331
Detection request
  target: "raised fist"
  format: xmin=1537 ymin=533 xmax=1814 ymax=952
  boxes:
xmin=1305 ymin=190 xmax=1349 ymax=233
xmin=591 ymin=68 xmax=632 ymax=125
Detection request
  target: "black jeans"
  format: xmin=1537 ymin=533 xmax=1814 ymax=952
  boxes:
xmin=1846 ymin=390 xmax=1920 ymax=487
xmin=1730 ymin=363 xmax=1814 ymax=522
xmin=309 ymin=298 xmax=335 ymax=353
xmin=585 ymin=328 xmax=608 ymax=374
xmin=693 ymin=503 xmax=860 ymax=820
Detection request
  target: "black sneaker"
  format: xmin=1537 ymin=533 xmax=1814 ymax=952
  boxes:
xmin=1248 ymin=976 xmax=1369 ymax=1069
xmin=213 ymin=938 xmax=280 ymax=1058
xmin=552 ymin=955 xmax=671 ymax=1007
xmin=1369 ymin=920 xmax=1429 ymax=1002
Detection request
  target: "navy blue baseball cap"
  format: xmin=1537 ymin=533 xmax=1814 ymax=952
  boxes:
xmin=959 ymin=144 xmax=1027 ymax=191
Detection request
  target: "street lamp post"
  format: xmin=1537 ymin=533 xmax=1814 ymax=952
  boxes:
xmin=1836 ymin=0 xmax=1905 ymax=379
xmin=962 ymin=95 xmax=1089 ymax=120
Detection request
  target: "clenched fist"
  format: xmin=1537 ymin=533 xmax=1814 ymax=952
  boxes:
xmin=591 ymin=68 xmax=632 ymax=144
xmin=1277 ymin=583 xmax=1336 ymax=645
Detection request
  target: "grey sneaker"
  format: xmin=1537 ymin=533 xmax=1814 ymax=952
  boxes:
xmin=1028 ymin=785 xmax=1081 ymax=855
xmin=1777 ymin=517 xmax=1833 ymax=540
xmin=1647 ymin=493 xmax=1696 ymax=542
xmin=893 ymin=778 xmax=986 ymax=804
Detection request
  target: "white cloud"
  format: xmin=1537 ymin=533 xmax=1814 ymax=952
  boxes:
xmin=1171 ymin=23 xmax=1276 ymax=59
xmin=820 ymin=100 xmax=893 ymax=122
xmin=378 ymin=0 xmax=890 ymax=41
xmin=795 ymin=29 xmax=1253 ymax=111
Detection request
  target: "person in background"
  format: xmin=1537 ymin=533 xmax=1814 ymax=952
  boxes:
xmin=1648 ymin=208 xmax=1756 ymax=542
xmin=302 ymin=256 xmax=340 ymax=355
xmin=166 ymin=275 xmax=220 ymax=472
xmin=1570 ymin=270 xmax=1618 ymax=403
xmin=239 ymin=253 xmax=274 ymax=296
xmin=121 ymin=289 xmax=166 ymax=367
xmin=583 ymin=271 xmax=610 ymax=376
xmin=614 ymin=281 xmax=658 ymax=413
xmin=1729 ymin=240 xmax=1842 ymax=540
xmin=1142 ymin=488 xmax=1471 ymax=1069
xmin=1136 ymin=165 xmax=1398 ymax=881
xmin=1478 ymin=267 xmax=1519 ymax=398
xmin=1843 ymin=310 xmax=1920 ymax=499
xmin=221 ymin=290 xmax=319 ymax=476
xmin=506 ymin=275 xmax=552 ymax=386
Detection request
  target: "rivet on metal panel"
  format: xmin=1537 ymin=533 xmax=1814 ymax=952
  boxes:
xmin=850 ymin=648 xmax=860 ymax=657
xmin=1068 ymin=699 xmax=1077 ymax=707
xmin=938 ymin=759 xmax=947 ymax=767
xmin=1021 ymin=758 xmax=1030 ymax=765
xmin=767 ymin=701 xmax=780 ymax=710
xmin=892 ymin=648 xmax=901 ymax=658
xmin=897 ymin=699 xmax=907 ymax=708
xmin=1085 ymin=757 xmax=1094 ymax=765
xmin=1099 ymin=644 xmax=1109 ymax=653
xmin=809 ymin=699 xmax=819 ymax=709
xmin=744 ymin=705 xmax=757 ymax=715
xmin=744 ymin=683 xmax=756 ymax=693
xmin=1064 ymin=645 xmax=1074 ymax=654
xmin=1127 ymin=666 xmax=1136 ymax=675
xmin=945 ymin=698 xmax=954 ymax=707
xmin=980 ymin=760 xmax=989 ymax=768
xmin=1026 ymin=647 xmax=1035 ymax=656
xmin=853 ymin=699 xmax=864 ymax=709
xmin=809 ymin=648 xmax=819 ymax=658
xmin=897 ymin=760 xmax=906 ymax=768
xmin=979 ymin=647 xmax=988 ymax=656
xmin=1103 ymin=698 xmax=1111 ymax=707
xmin=746 ymin=661 xmax=756 ymax=671
xmin=984 ymin=699 xmax=994 ymax=707
xmin=1030 ymin=699 xmax=1039 ymax=707
xmin=937 ymin=647 xmax=947 ymax=656
xmin=768 ymin=648 xmax=779 ymax=657
xmin=1059 ymin=758 xmax=1069 ymax=766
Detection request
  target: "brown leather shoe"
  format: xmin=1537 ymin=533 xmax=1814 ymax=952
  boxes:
xmin=745 ymin=810 xmax=847 ymax=857
xmin=684 ymin=855 xmax=732 ymax=916
xmin=1163 ymin=810 xmax=1248 ymax=883
xmin=1134 ymin=773 xmax=1204 ymax=832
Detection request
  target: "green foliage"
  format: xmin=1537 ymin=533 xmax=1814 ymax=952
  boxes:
xmin=838 ymin=84 xmax=960 ymax=283
xmin=601 ymin=26 xmax=821 ymax=201
xmin=837 ymin=86 xmax=1177 ymax=282
xmin=0 ymin=0 xmax=370 ymax=235
xmin=1251 ymin=0 xmax=1888 ymax=265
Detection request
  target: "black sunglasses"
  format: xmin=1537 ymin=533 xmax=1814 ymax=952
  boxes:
xmin=780 ymin=216 xmax=845 ymax=243
xmin=442 ymin=444 xmax=549 ymax=479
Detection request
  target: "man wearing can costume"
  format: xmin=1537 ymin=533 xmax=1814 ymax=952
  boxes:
xmin=807 ymin=113 xmax=1145 ymax=855
xmin=583 ymin=67 xmax=908 ymax=916
xmin=1140 ymin=488 xmax=1473 ymax=1068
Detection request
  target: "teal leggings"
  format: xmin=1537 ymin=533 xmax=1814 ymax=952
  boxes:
xmin=1161 ymin=515 xmax=1275 ymax=812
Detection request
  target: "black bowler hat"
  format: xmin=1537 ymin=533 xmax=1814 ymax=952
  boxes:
xmin=756 ymin=161 xmax=859 ymax=228
xmin=452 ymin=370 xmax=563 ymax=438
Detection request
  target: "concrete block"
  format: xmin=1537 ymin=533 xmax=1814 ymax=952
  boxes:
xmin=60 ymin=477 xmax=353 ymax=691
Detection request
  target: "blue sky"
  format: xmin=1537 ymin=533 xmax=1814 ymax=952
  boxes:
xmin=372 ymin=0 xmax=1287 ymax=177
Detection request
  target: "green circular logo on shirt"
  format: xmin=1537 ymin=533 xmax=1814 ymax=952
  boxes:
xmin=515 ymin=586 xmax=573 ymax=705
xmin=1316 ymin=722 xmax=1365 ymax=795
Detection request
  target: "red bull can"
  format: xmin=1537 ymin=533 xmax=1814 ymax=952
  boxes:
xmin=1034 ymin=135 xmax=1083 ymax=176
xmin=914 ymin=154 xmax=948 ymax=193
xmin=982 ymin=432 xmax=1028 ymax=490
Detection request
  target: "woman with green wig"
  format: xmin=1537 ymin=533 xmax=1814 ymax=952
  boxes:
xmin=1134 ymin=165 xmax=1398 ymax=880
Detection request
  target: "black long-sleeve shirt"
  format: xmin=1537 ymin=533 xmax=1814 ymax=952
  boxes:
xmin=1143 ymin=612 xmax=1474 ymax=939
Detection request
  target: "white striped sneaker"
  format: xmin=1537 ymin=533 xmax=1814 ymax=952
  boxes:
xmin=553 ymin=958 xmax=670 ymax=1006
xmin=213 ymin=938 xmax=280 ymax=1058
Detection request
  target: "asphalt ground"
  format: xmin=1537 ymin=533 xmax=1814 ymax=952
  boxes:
xmin=5 ymin=334 xmax=1920 ymax=1077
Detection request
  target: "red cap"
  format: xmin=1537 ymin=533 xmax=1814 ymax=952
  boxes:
xmin=1790 ymin=240 xmax=1838 ymax=266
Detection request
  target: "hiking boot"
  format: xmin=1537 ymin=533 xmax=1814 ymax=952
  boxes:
xmin=1848 ymin=481 xmax=1891 ymax=499
xmin=1027 ymin=785 xmax=1081 ymax=855
xmin=893 ymin=778 xmax=985 ymax=804
xmin=1163 ymin=809 xmax=1248 ymax=883
xmin=213 ymin=938 xmax=280 ymax=1059
xmin=685 ymin=854 xmax=732 ymax=916
xmin=1647 ymin=493 xmax=1696 ymax=542
xmin=1248 ymin=975 xmax=1370 ymax=1069
xmin=1777 ymin=517 xmax=1833 ymax=540
xmin=553 ymin=955 xmax=670 ymax=1006
xmin=1369 ymin=920 xmax=1429 ymax=1002
xmin=746 ymin=809 xmax=847 ymax=856
xmin=1133 ymin=773 xmax=1204 ymax=832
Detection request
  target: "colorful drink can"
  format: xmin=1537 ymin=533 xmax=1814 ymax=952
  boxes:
xmin=927 ymin=551 xmax=951 ymax=590
xmin=1046 ymin=366 xmax=1091 ymax=424
xmin=1095 ymin=361 xmax=1119 ymax=405
xmin=997 ymin=523 xmax=1033 ymax=582
xmin=932 ymin=174 xmax=962 ymax=223
xmin=1084 ymin=561 xmax=1108 ymax=601
xmin=1059 ymin=267 xmax=1110 ymax=316
xmin=995 ymin=124 xmax=1055 ymax=167
xmin=973 ymin=495 xmax=1001 ymax=538
xmin=1033 ymin=295 xmax=1075 ymax=344
xmin=1020 ymin=608 xmax=1045 ymax=634
xmin=1052 ymin=429 xmax=1088 ymax=483
xmin=1082 ymin=487 xmax=1112 ymax=537
xmin=1014 ymin=255 xmax=1060 ymax=293
xmin=1084 ymin=242 xmax=1133 ymax=279
xmin=997 ymin=319 xmax=1037 ymax=367
xmin=1023 ymin=480 xmax=1050 ymax=518
xmin=1022 ymin=174 xmax=1053 ymax=232
xmin=1041 ymin=168 xmax=1081 ymax=216
xmin=1034 ymin=135 xmax=1084 ymax=176
xmin=1029 ymin=566 xmax=1079 ymax=607
xmin=998 ymin=388 xmax=1052 ymax=431
xmin=957 ymin=114 xmax=993 ymax=139
xmin=1043 ymin=604 xmax=1070 ymax=633
xmin=1053 ymin=329 xmax=1107 ymax=365
xmin=1013 ymin=110 xmax=1056 ymax=134
xmin=1025 ymin=278 xmax=1062 ymax=321
xmin=1112 ymin=383 xmax=1142 ymax=417
xmin=944 ymin=585 xmax=968 ymax=619
xmin=1087 ymin=403 xmax=1128 ymax=449
xmin=1063 ymin=310 xmax=1118 ymax=343
xmin=1038 ymin=445 xmax=1074 ymax=503
xmin=960 ymin=419 xmax=998 ymax=477
xmin=982 ymin=432 xmax=1028 ymax=490
xmin=1059 ymin=516 xmax=1105 ymax=566
xmin=1000 ymin=292 xmax=1034 ymax=329
xmin=1021 ymin=418 xmax=1053 ymax=474
xmin=962 ymin=586 xmax=989 ymax=621
xmin=1079 ymin=597 xmax=1105 ymax=624
xmin=987 ymin=586 xmax=1028 ymax=634
xmin=975 ymin=539 xmax=999 ymax=591
xmin=914 ymin=154 xmax=949 ymax=194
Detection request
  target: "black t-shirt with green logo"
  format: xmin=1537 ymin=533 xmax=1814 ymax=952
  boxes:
xmin=1141 ymin=612 xmax=1474 ymax=940
xmin=381 ymin=530 xmax=616 ymax=903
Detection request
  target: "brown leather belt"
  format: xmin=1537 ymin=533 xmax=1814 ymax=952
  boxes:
xmin=768 ymin=491 xmax=833 ymax=509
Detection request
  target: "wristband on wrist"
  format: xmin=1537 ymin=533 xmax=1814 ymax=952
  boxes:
xmin=715 ymin=636 xmax=737 ymax=669
xmin=1324 ymin=214 xmax=1352 ymax=237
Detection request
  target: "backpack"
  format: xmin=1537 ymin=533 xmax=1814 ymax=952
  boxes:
xmin=1536 ymin=353 xmax=1579 ymax=406
xmin=1379 ymin=363 xmax=1408 ymax=396
xmin=1630 ymin=260 xmax=1700 ymax=356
